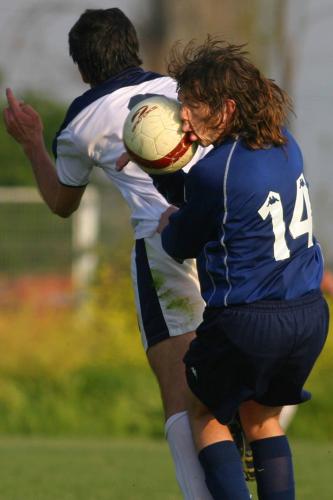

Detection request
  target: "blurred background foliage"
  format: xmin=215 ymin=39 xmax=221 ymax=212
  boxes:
xmin=0 ymin=97 xmax=164 ymax=437
xmin=0 ymin=232 xmax=164 ymax=437
xmin=0 ymin=95 xmax=64 ymax=186
xmin=0 ymin=0 xmax=332 ymax=443
xmin=0 ymin=253 xmax=331 ymax=439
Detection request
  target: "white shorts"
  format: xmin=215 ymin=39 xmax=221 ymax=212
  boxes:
xmin=131 ymin=232 xmax=205 ymax=351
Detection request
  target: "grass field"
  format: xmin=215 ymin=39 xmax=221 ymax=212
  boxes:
xmin=0 ymin=437 xmax=331 ymax=499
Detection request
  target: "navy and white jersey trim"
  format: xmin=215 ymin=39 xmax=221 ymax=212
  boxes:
xmin=204 ymin=139 xmax=238 ymax=307
xmin=53 ymin=66 xmax=209 ymax=240
xmin=58 ymin=179 xmax=88 ymax=188
xmin=52 ymin=66 xmax=162 ymax=158
xmin=220 ymin=139 xmax=238 ymax=307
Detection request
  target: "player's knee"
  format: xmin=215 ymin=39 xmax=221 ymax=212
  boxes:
xmin=239 ymin=401 xmax=282 ymax=441
xmin=186 ymin=389 xmax=210 ymax=422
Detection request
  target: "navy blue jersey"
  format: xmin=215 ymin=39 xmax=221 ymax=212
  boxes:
xmin=161 ymin=131 xmax=324 ymax=306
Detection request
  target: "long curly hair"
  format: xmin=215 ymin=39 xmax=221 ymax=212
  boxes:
xmin=168 ymin=37 xmax=293 ymax=149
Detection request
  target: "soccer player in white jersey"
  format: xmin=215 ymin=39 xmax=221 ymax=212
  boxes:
xmin=3 ymin=8 xmax=214 ymax=499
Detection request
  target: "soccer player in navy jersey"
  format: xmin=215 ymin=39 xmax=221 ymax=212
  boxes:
xmin=3 ymin=9 xmax=214 ymax=499
xmin=158 ymin=38 xmax=330 ymax=499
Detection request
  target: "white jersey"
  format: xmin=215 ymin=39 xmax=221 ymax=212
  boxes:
xmin=53 ymin=67 xmax=207 ymax=239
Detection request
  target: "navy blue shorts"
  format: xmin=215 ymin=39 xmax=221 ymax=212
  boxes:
xmin=184 ymin=290 xmax=329 ymax=424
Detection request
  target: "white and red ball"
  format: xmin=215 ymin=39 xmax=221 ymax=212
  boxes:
xmin=123 ymin=95 xmax=197 ymax=175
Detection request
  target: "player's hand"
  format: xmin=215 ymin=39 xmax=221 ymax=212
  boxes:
xmin=157 ymin=205 xmax=179 ymax=233
xmin=3 ymin=88 xmax=44 ymax=149
xmin=116 ymin=152 xmax=130 ymax=171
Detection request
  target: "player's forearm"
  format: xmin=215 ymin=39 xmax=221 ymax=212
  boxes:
xmin=161 ymin=197 xmax=217 ymax=261
xmin=23 ymin=139 xmax=62 ymax=213
xmin=161 ymin=214 xmax=198 ymax=262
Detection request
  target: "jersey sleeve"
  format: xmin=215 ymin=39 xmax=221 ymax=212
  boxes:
xmin=161 ymin=165 xmax=222 ymax=261
xmin=149 ymin=145 xmax=212 ymax=206
xmin=55 ymin=128 xmax=93 ymax=187
xmin=150 ymin=170 xmax=186 ymax=207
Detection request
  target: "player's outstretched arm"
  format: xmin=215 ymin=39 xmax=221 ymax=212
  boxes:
xmin=3 ymin=88 xmax=85 ymax=217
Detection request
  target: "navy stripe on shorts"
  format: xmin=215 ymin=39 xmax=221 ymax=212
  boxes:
xmin=135 ymin=239 xmax=170 ymax=348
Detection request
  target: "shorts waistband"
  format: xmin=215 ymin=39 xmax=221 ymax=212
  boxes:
xmin=217 ymin=290 xmax=323 ymax=313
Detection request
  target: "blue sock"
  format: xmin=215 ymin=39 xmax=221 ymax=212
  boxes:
xmin=251 ymin=436 xmax=295 ymax=500
xmin=199 ymin=440 xmax=251 ymax=499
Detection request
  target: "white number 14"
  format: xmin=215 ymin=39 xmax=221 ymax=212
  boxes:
xmin=258 ymin=174 xmax=313 ymax=261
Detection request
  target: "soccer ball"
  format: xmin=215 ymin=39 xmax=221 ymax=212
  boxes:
xmin=123 ymin=95 xmax=198 ymax=175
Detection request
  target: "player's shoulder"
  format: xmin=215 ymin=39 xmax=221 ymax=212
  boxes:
xmin=283 ymin=128 xmax=303 ymax=159
xmin=61 ymin=68 xmax=175 ymax=129
xmin=186 ymin=143 xmax=232 ymax=192
xmin=191 ymin=138 xmax=239 ymax=174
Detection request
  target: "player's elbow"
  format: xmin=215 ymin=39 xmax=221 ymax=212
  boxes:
xmin=51 ymin=204 xmax=77 ymax=218
xmin=51 ymin=195 xmax=82 ymax=218
xmin=54 ymin=209 xmax=73 ymax=218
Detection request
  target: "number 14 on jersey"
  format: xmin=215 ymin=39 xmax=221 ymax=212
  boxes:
xmin=258 ymin=174 xmax=313 ymax=261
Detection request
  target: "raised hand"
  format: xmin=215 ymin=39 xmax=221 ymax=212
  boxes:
xmin=3 ymin=88 xmax=44 ymax=149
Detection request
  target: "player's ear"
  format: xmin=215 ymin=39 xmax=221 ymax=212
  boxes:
xmin=220 ymin=99 xmax=236 ymax=129
xmin=78 ymin=66 xmax=90 ymax=85
xmin=224 ymin=99 xmax=236 ymax=120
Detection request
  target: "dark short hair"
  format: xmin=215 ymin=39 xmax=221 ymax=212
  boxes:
xmin=69 ymin=8 xmax=142 ymax=86
xmin=168 ymin=37 xmax=293 ymax=149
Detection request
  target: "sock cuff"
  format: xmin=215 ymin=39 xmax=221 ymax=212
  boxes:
xmin=164 ymin=411 xmax=188 ymax=437
xmin=251 ymin=435 xmax=292 ymax=459
xmin=199 ymin=440 xmax=239 ymax=468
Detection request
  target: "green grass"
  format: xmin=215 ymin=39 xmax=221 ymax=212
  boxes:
xmin=0 ymin=437 xmax=180 ymax=500
xmin=0 ymin=437 xmax=331 ymax=500
xmin=249 ymin=439 xmax=333 ymax=500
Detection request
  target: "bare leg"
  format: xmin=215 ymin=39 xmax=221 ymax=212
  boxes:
xmin=147 ymin=333 xmax=193 ymax=419
xmin=239 ymin=400 xmax=284 ymax=442
xmin=185 ymin=387 xmax=232 ymax=451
